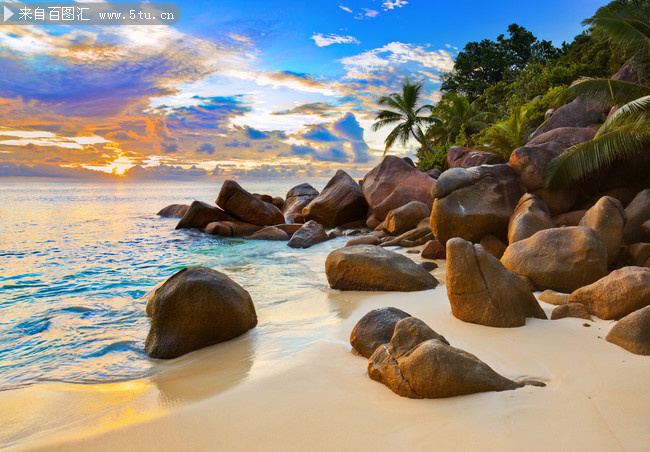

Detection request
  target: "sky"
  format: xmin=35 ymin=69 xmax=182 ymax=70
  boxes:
xmin=0 ymin=0 xmax=607 ymax=180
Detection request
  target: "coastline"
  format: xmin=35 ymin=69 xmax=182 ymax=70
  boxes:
xmin=2 ymin=248 xmax=648 ymax=452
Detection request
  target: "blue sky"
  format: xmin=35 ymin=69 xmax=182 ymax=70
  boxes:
xmin=0 ymin=0 xmax=607 ymax=179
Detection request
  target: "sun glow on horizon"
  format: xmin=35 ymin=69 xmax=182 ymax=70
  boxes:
xmin=82 ymin=155 xmax=136 ymax=176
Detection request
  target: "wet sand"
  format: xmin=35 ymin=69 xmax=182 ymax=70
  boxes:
xmin=2 ymin=252 xmax=649 ymax=451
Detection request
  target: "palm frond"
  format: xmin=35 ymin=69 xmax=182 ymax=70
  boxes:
xmin=563 ymin=78 xmax=650 ymax=106
xmin=598 ymin=95 xmax=650 ymax=134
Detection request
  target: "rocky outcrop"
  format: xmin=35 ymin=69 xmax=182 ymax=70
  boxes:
xmin=158 ymin=204 xmax=190 ymax=218
xmin=247 ymin=226 xmax=290 ymax=241
xmin=383 ymin=201 xmax=430 ymax=235
xmin=325 ymin=245 xmax=439 ymax=292
xmin=446 ymin=146 xmax=506 ymax=168
xmin=536 ymin=98 xmax=607 ymax=135
xmin=368 ymin=317 xmax=536 ymax=398
xmin=287 ymin=220 xmax=330 ymax=249
xmin=606 ymin=306 xmax=650 ymax=355
xmin=579 ymin=196 xmax=626 ymax=265
xmin=176 ymin=201 xmax=235 ymax=230
xmin=421 ymin=239 xmax=446 ymax=259
xmin=552 ymin=210 xmax=588 ymax=227
xmin=345 ymin=235 xmax=380 ymax=247
xmin=216 ymin=180 xmax=285 ymax=226
xmin=479 ymin=235 xmax=507 ymax=259
xmin=145 ymin=267 xmax=257 ymax=359
xmin=568 ymin=267 xmax=650 ymax=320
xmin=381 ymin=227 xmax=433 ymax=248
xmin=539 ymin=290 xmax=570 ymax=306
xmin=362 ymin=156 xmax=435 ymax=220
xmin=501 ymin=227 xmax=607 ymax=292
xmin=430 ymin=164 xmax=524 ymax=244
xmin=507 ymin=193 xmax=554 ymax=244
xmin=350 ymin=307 xmax=411 ymax=358
xmin=446 ymin=238 xmax=546 ymax=327
xmin=302 ymin=170 xmax=368 ymax=227
xmin=551 ymin=304 xmax=592 ymax=320
xmin=205 ymin=220 xmax=261 ymax=237
xmin=282 ymin=183 xmax=319 ymax=223
xmin=628 ymin=243 xmax=650 ymax=267
xmin=623 ymin=189 xmax=650 ymax=244
xmin=527 ymin=127 xmax=596 ymax=148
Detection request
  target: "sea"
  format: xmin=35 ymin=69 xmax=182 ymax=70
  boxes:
xmin=0 ymin=178 xmax=354 ymax=391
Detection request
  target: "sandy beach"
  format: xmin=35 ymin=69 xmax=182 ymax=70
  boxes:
xmin=2 ymin=248 xmax=648 ymax=452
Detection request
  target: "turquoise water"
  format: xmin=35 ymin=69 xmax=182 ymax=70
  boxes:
xmin=0 ymin=179 xmax=346 ymax=390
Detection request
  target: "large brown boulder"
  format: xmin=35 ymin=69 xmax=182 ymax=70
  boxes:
xmin=247 ymin=226 xmax=290 ymax=241
xmin=380 ymin=227 xmax=433 ymax=248
xmin=176 ymin=201 xmax=235 ymax=230
xmin=527 ymin=127 xmax=596 ymax=148
xmin=205 ymin=221 xmax=262 ymax=237
xmin=302 ymin=170 xmax=368 ymax=227
xmin=628 ymin=242 xmax=650 ymax=267
xmin=145 ymin=267 xmax=257 ymax=359
xmin=501 ymin=227 xmax=607 ymax=292
xmin=606 ymin=306 xmax=650 ymax=355
xmin=579 ymin=196 xmax=626 ymax=265
xmin=345 ymin=235 xmax=381 ymax=247
xmin=508 ymin=142 xmax=576 ymax=215
xmin=551 ymin=304 xmax=591 ymax=320
xmin=368 ymin=317 xmax=532 ymax=399
xmin=536 ymin=98 xmax=607 ymax=134
xmin=446 ymin=238 xmax=546 ymax=327
xmin=623 ymin=189 xmax=650 ymax=244
xmin=568 ymin=267 xmax=650 ymax=320
xmin=362 ymin=156 xmax=435 ymax=220
xmin=287 ymin=220 xmax=330 ymax=249
xmin=383 ymin=201 xmax=430 ymax=235
xmin=216 ymin=180 xmax=285 ymax=226
xmin=507 ymin=193 xmax=554 ymax=244
xmin=326 ymin=245 xmax=439 ymax=292
xmin=479 ymin=235 xmax=507 ymax=259
xmin=430 ymin=164 xmax=524 ymax=244
xmin=158 ymin=204 xmax=190 ymax=218
xmin=421 ymin=239 xmax=446 ymax=259
xmin=282 ymin=183 xmax=319 ymax=223
xmin=350 ymin=307 xmax=411 ymax=359
xmin=446 ymin=146 xmax=506 ymax=168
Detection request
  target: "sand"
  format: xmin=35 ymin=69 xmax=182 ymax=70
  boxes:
xmin=1 ymin=252 xmax=649 ymax=451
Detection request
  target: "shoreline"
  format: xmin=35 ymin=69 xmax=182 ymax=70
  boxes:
xmin=2 ymin=248 xmax=648 ymax=451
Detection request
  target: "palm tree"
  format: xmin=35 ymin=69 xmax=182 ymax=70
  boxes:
xmin=483 ymin=105 xmax=533 ymax=157
xmin=543 ymin=0 xmax=650 ymax=189
xmin=426 ymin=93 xmax=496 ymax=146
xmin=372 ymin=79 xmax=439 ymax=157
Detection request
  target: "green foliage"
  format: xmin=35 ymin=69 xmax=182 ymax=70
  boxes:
xmin=441 ymin=24 xmax=560 ymax=100
xmin=372 ymin=78 xmax=438 ymax=157
xmin=416 ymin=127 xmax=469 ymax=171
xmin=426 ymin=92 xmax=496 ymax=146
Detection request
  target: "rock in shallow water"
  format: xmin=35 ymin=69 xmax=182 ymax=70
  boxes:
xmin=145 ymin=267 xmax=257 ymax=359
xmin=216 ymin=180 xmax=285 ymax=227
xmin=326 ymin=245 xmax=438 ymax=292
xmin=157 ymin=204 xmax=190 ymax=218
xmin=287 ymin=220 xmax=330 ymax=249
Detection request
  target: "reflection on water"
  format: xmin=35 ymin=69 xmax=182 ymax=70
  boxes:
xmin=0 ymin=179 xmax=354 ymax=391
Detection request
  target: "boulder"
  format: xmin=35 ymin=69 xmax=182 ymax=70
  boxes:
xmin=368 ymin=318 xmax=533 ymax=399
xmin=205 ymin=221 xmax=261 ymax=237
xmin=623 ymin=189 xmax=650 ymax=244
xmin=145 ymin=267 xmax=257 ymax=359
xmin=274 ymin=224 xmax=302 ymax=237
xmin=501 ymin=227 xmax=608 ymax=292
xmin=628 ymin=243 xmax=650 ymax=267
xmin=539 ymin=290 xmax=570 ymax=306
xmin=345 ymin=235 xmax=380 ymax=247
xmin=430 ymin=164 xmax=524 ymax=244
xmin=325 ymin=245 xmax=439 ymax=292
xmin=157 ymin=204 xmax=190 ymax=218
xmin=365 ymin=214 xmax=382 ymax=230
xmin=421 ymin=239 xmax=446 ymax=259
xmin=446 ymin=238 xmax=546 ymax=327
xmin=216 ymin=180 xmax=285 ymax=226
xmin=287 ymin=220 xmax=330 ymax=249
xmin=479 ymin=235 xmax=507 ymax=259
xmin=527 ymin=127 xmax=596 ymax=148
xmin=176 ymin=201 xmax=235 ymax=230
xmin=508 ymin=193 xmax=554 ymax=244
xmin=568 ymin=267 xmax=650 ymax=320
xmin=551 ymin=304 xmax=592 ymax=320
xmin=536 ymin=98 xmax=607 ymax=134
xmin=446 ymin=146 xmax=506 ymax=168
xmin=350 ymin=307 xmax=411 ymax=358
xmin=383 ymin=201 xmax=430 ymax=235
xmin=381 ymin=227 xmax=433 ymax=248
xmin=579 ymin=196 xmax=626 ymax=265
xmin=362 ymin=156 xmax=435 ymax=220
xmin=552 ymin=210 xmax=587 ymax=227
xmin=271 ymin=197 xmax=284 ymax=209
xmin=606 ymin=306 xmax=650 ymax=355
xmin=419 ymin=261 xmax=438 ymax=272
xmin=282 ymin=183 xmax=319 ymax=223
xmin=247 ymin=227 xmax=290 ymax=241
xmin=253 ymin=193 xmax=273 ymax=204
xmin=303 ymin=170 xmax=368 ymax=227
xmin=426 ymin=168 xmax=442 ymax=179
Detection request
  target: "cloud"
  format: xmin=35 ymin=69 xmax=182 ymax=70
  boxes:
xmin=243 ymin=126 xmax=270 ymax=140
xmin=332 ymin=113 xmax=371 ymax=163
xmin=362 ymin=9 xmax=380 ymax=18
xmin=124 ymin=164 xmax=209 ymax=180
xmin=272 ymin=102 xmax=341 ymax=117
xmin=382 ymin=0 xmax=408 ymax=10
xmin=196 ymin=143 xmax=216 ymax=155
xmin=339 ymin=5 xmax=353 ymax=13
xmin=311 ymin=33 xmax=360 ymax=47
xmin=302 ymin=125 xmax=340 ymax=142
xmin=281 ymin=144 xmax=350 ymax=163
